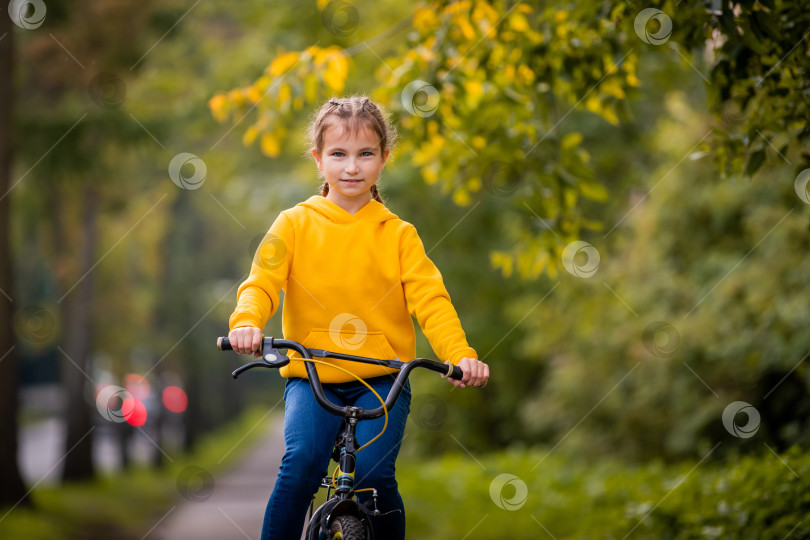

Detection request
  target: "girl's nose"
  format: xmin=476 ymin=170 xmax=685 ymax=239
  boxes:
xmin=345 ymin=159 xmax=359 ymax=173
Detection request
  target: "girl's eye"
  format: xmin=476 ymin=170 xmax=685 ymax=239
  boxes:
xmin=332 ymin=152 xmax=344 ymax=157
xmin=361 ymin=151 xmax=373 ymax=157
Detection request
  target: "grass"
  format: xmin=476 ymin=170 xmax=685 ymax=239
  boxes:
xmin=0 ymin=406 xmax=276 ymax=540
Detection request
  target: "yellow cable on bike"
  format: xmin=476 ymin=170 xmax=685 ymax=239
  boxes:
xmin=299 ymin=357 xmax=389 ymax=453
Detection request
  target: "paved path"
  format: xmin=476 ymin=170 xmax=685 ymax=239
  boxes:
xmin=152 ymin=418 xmax=288 ymax=540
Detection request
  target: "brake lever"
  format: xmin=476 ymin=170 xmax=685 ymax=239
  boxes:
xmin=231 ymin=348 xmax=290 ymax=379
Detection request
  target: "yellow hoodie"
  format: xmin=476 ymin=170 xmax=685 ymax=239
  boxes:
xmin=229 ymin=195 xmax=477 ymax=383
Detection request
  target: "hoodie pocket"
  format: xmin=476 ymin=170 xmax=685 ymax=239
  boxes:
xmin=302 ymin=328 xmax=399 ymax=360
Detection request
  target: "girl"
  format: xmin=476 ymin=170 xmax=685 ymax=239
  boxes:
xmin=228 ymin=96 xmax=489 ymax=540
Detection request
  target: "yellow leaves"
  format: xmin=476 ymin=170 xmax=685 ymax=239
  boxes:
xmin=472 ymin=1 xmax=498 ymax=37
xmin=414 ymin=7 xmax=438 ymax=34
xmin=421 ymin=163 xmax=440 ymax=184
xmin=278 ymin=83 xmax=291 ymax=109
xmin=260 ymin=132 xmax=281 ymax=157
xmin=456 ymin=16 xmax=477 ymax=41
xmin=323 ymin=53 xmax=348 ymax=92
xmin=430 ymin=133 xmax=446 ymax=150
xmin=585 ymin=94 xmax=619 ymax=126
xmin=624 ymin=53 xmax=640 ymax=87
xmin=242 ymin=125 xmax=259 ymax=146
xmin=491 ymin=251 xmax=514 ymax=278
xmin=227 ymin=88 xmax=245 ymax=107
xmin=247 ymin=85 xmax=263 ymax=104
xmin=208 ymin=93 xmax=227 ymax=123
xmin=305 ymin=74 xmax=319 ymax=102
xmin=601 ymin=78 xmax=626 ymax=100
xmin=509 ymin=12 xmax=530 ymax=33
xmin=516 ymin=64 xmax=535 ymax=85
xmin=580 ymin=180 xmax=609 ymax=202
xmin=464 ymin=79 xmax=485 ymax=108
xmin=471 ymin=136 xmax=486 ymax=149
xmin=601 ymin=106 xmax=619 ymax=126
xmin=505 ymin=64 xmax=515 ymax=81
xmin=269 ymin=52 xmax=299 ymax=77
xmin=561 ymin=132 xmax=583 ymax=150
xmin=452 ymin=187 xmax=472 ymax=206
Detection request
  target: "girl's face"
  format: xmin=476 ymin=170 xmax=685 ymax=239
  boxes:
xmin=313 ymin=123 xmax=389 ymax=212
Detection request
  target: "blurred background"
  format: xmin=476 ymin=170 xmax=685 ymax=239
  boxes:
xmin=1 ymin=0 xmax=809 ymax=538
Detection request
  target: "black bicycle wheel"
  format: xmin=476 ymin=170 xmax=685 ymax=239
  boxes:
xmin=328 ymin=515 xmax=366 ymax=540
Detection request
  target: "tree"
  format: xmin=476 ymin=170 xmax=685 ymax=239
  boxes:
xmin=0 ymin=6 xmax=29 ymax=509
xmin=210 ymin=0 xmax=810 ymax=279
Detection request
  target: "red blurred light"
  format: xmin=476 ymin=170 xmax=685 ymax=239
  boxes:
xmin=125 ymin=374 xmax=150 ymax=400
xmin=162 ymin=386 xmax=188 ymax=413
xmin=123 ymin=397 xmax=147 ymax=427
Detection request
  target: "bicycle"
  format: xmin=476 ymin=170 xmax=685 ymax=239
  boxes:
xmin=216 ymin=335 xmax=463 ymax=540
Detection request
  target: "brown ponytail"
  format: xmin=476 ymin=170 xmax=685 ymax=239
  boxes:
xmin=320 ymin=179 xmax=383 ymax=203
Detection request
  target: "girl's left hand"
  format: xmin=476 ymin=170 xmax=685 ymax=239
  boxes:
xmin=452 ymin=357 xmax=490 ymax=388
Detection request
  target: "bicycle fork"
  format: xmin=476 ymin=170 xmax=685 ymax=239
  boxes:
xmin=307 ymin=409 xmax=379 ymax=539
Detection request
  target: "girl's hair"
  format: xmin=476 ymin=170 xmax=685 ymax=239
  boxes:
xmin=307 ymin=96 xmax=397 ymax=204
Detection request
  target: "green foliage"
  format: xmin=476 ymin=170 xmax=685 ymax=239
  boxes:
xmin=0 ymin=407 xmax=275 ymax=540
xmin=398 ymin=446 xmax=810 ymax=539
xmin=516 ymin=93 xmax=810 ymax=461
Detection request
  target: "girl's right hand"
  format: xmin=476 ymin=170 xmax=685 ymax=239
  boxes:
xmin=228 ymin=326 xmax=263 ymax=358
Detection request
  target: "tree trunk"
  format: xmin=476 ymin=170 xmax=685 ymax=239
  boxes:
xmin=61 ymin=187 xmax=99 ymax=481
xmin=0 ymin=16 xmax=30 ymax=509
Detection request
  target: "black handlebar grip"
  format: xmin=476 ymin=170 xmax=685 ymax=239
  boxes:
xmin=450 ymin=364 xmax=463 ymax=380
xmin=217 ymin=337 xmax=232 ymax=351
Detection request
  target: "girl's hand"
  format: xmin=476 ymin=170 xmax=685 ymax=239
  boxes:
xmin=229 ymin=326 xmax=263 ymax=358
xmin=451 ymin=357 xmax=490 ymax=388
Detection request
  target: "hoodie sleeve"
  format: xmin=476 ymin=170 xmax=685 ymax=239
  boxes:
xmin=399 ymin=224 xmax=477 ymax=364
xmin=229 ymin=212 xmax=294 ymax=331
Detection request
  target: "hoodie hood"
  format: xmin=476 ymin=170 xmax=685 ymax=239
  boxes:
xmin=297 ymin=195 xmax=399 ymax=224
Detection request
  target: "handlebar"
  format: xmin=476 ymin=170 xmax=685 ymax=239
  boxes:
xmin=216 ymin=336 xmax=463 ymax=419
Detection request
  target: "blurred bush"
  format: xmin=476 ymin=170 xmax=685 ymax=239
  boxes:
xmin=398 ymin=445 xmax=810 ymax=539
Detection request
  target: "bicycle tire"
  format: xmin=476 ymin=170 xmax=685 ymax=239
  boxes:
xmin=328 ymin=515 xmax=366 ymax=540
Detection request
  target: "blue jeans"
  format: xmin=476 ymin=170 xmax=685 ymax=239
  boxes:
xmin=261 ymin=376 xmax=411 ymax=540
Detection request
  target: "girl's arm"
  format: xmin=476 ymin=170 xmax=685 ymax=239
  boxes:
xmin=399 ymin=224 xmax=488 ymax=386
xmin=229 ymin=212 xmax=294 ymax=343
